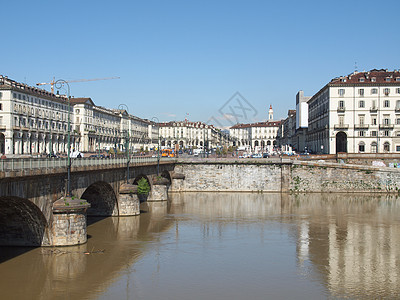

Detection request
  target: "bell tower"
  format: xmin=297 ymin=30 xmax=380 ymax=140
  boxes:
xmin=268 ymin=105 xmax=273 ymax=121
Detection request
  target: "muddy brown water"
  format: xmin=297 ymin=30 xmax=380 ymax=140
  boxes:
xmin=1 ymin=192 xmax=399 ymax=299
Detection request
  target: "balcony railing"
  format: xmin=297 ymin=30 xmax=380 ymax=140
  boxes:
xmin=0 ymin=156 xmax=176 ymax=172
xmin=337 ymin=107 xmax=345 ymax=112
xmin=370 ymin=107 xmax=378 ymax=112
xmin=354 ymin=124 xmax=369 ymax=129
xmin=334 ymin=124 xmax=349 ymax=129
xmin=379 ymin=124 xmax=394 ymax=129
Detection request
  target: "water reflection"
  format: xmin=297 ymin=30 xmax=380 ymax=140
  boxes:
xmin=0 ymin=193 xmax=399 ymax=299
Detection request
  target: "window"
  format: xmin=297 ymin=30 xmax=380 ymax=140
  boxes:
xmin=397 ymin=118 xmax=400 ymax=125
xmin=371 ymin=77 xmax=376 ymax=82
xmin=384 ymin=88 xmax=390 ymax=95
xmin=386 ymin=77 xmax=391 ymax=82
xmin=339 ymin=116 xmax=344 ymax=125
xmin=397 ymin=146 xmax=400 ymax=152
xmin=359 ymin=78 xmax=365 ymax=82
xmin=359 ymin=131 xmax=365 ymax=137
xmin=339 ymin=100 xmax=344 ymax=108
xmin=372 ymin=117 xmax=377 ymax=125
xmin=359 ymin=89 xmax=364 ymax=96
xmin=371 ymin=88 xmax=378 ymax=94
xmin=359 ymin=115 xmax=365 ymax=125
xmin=359 ymin=100 xmax=365 ymax=108
xmin=13 ymin=93 xmax=17 ymax=99
xmin=0 ymin=103 xmax=2 ymax=111
xmin=359 ymin=143 xmax=365 ymax=152
xmin=372 ymin=100 xmax=377 ymax=109
xmin=396 ymin=88 xmax=400 ymax=94
xmin=384 ymin=100 xmax=390 ymax=107
xmin=384 ymin=142 xmax=390 ymax=152
xmin=371 ymin=131 xmax=377 ymax=137
xmin=371 ymin=142 xmax=377 ymax=153
xmin=384 ymin=117 xmax=390 ymax=125
xmin=0 ymin=92 xmax=2 ymax=99
xmin=338 ymin=89 xmax=345 ymax=96
xmin=384 ymin=130 xmax=390 ymax=137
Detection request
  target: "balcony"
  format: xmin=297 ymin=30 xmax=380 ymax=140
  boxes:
xmin=337 ymin=107 xmax=345 ymax=112
xmin=395 ymin=108 xmax=400 ymax=113
xmin=370 ymin=107 xmax=378 ymax=112
xmin=334 ymin=124 xmax=349 ymax=130
xmin=379 ymin=124 xmax=394 ymax=129
xmin=354 ymin=124 xmax=369 ymax=129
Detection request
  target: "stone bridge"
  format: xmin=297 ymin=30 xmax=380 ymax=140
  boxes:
xmin=2 ymin=157 xmax=400 ymax=247
xmin=0 ymin=158 xmax=185 ymax=247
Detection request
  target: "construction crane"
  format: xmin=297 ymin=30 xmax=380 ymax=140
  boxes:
xmin=36 ymin=76 xmax=120 ymax=93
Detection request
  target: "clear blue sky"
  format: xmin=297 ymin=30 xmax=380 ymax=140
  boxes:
xmin=3 ymin=0 xmax=400 ymax=127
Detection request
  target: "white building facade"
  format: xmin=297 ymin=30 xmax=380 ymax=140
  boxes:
xmin=159 ymin=121 xmax=231 ymax=150
xmin=307 ymin=69 xmax=400 ymax=154
xmin=229 ymin=105 xmax=281 ymax=153
xmin=0 ymin=76 xmax=157 ymax=156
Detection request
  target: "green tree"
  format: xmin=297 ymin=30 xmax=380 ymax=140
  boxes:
xmin=137 ymin=177 xmax=150 ymax=195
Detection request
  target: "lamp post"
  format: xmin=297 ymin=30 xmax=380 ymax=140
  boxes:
xmin=55 ymin=79 xmax=71 ymax=197
xmin=119 ymin=104 xmax=130 ymax=183
xmin=151 ymin=117 xmax=160 ymax=175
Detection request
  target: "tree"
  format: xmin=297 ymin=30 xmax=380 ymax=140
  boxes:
xmin=137 ymin=177 xmax=150 ymax=195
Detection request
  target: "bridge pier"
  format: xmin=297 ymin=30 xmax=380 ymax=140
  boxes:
xmin=148 ymin=176 xmax=169 ymax=201
xmin=51 ymin=197 xmax=90 ymax=246
xmin=169 ymin=172 xmax=185 ymax=192
xmin=118 ymin=184 xmax=140 ymax=216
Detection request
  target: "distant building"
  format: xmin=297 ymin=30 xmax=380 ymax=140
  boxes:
xmin=230 ymin=105 xmax=281 ymax=153
xmin=277 ymin=109 xmax=296 ymax=153
xmin=158 ymin=120 xmax=231 ymax=150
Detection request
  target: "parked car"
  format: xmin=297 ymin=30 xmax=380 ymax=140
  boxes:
xmin=251 ymin=153 xmax=262 ymax=158
xmin=262 ymin=153 xmax=269 ymax=158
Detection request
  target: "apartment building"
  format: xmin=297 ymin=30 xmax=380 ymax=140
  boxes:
xmin=0 ymin=75 xmax=156 ymax=155
xmin=229 ymin=106 xmax=281 ymax=153
xmin=158 ymin=121 xmax=231 ymax=150
xmin=307 ymin=69 xmax=400 ymax=154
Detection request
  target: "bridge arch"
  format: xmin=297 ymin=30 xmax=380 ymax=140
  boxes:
xmin=0 ymin=196 xmax=48 ymax=246
xmin=161 ymin=170 xmax=172 ymax=186
xmin=81 ymin=181 xmax=118 ymax=216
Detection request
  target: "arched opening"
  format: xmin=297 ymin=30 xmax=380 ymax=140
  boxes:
xmin=161 ymin=170 xmax=172 ymax=186
xmin=358 ymin=141 xmax=365 ymax=153
xmin=267 ymin=141 xmax=271 ymax=146
xmin=0 ymin=196 xmax=48 ymax=246
xmin=0 ymin=133 xmax=5 ymax=154
xmin=254 ymin=140 xmax=259 ymax=147
xmin=179 ymin=141 xmax=184 ymax=149
xmin=82 ymin=181 xmax=118 ymax=216
xmin=336 ymin=132 xmax=347 ymax=153
xmin=383 ymin=141 xmax=390 ymax=152
xmin=371 ymin=142 xmax=377 ymax=153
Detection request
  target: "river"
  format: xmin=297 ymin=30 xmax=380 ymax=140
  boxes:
xmin=1 ymin=192 xmax=399 ymax=299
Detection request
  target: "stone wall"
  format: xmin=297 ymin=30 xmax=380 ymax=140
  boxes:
xmin=175 ymin=160 xmax=400 ymax=194
xmin=174 ymin=162 xmax=283 ymax=192
xmin=290 ymin=161 xmax=400 ymax=193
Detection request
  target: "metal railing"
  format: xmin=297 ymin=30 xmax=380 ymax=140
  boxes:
xmin=0 ymin=156 xmax=176 ymax=172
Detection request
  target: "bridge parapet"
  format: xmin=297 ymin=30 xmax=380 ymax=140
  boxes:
xmin=0 ymin=157 xmax=177 ymax=178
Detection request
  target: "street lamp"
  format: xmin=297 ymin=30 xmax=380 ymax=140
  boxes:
xmin=55 ymin=79 xmax=71 ymax=197
xmin=151 ymin=117 xmax=160 ymax=175
xmin=119 ymin=104 xmax=130 ymax=183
